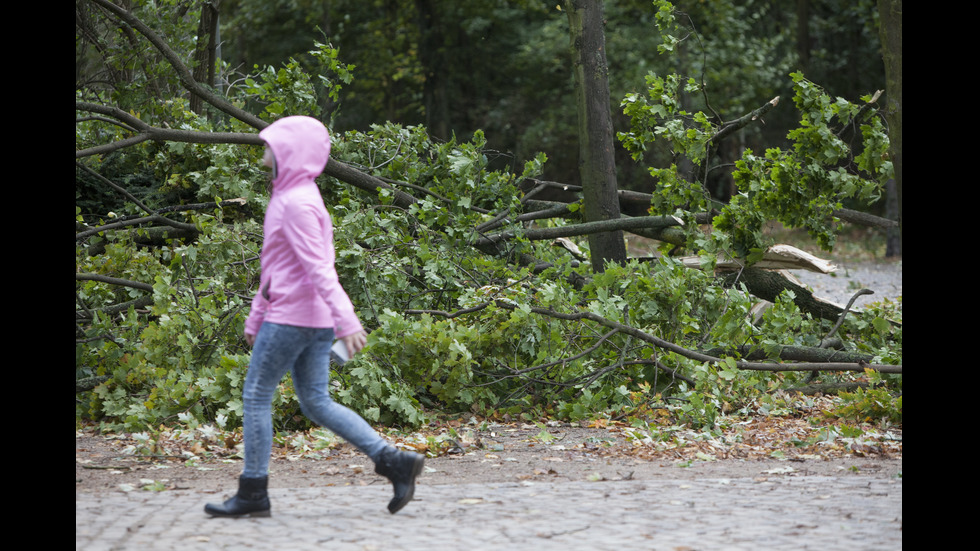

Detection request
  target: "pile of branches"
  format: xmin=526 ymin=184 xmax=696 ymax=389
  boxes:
xmin=76 ymin=1 xmax=900 ymax=407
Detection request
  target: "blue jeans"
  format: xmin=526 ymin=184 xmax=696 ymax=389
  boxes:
xmin=242 ymin=323 xmax=388 ymax=478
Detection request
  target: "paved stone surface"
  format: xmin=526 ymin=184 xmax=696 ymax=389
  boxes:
xmin=791 ymin=260 xmax=902 ymax=310
xmin=77 ymin=475 xmax=901 ymax=550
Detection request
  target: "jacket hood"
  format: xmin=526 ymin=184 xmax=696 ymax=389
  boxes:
xmin=259 ymin=116 xmax=331 ymax=192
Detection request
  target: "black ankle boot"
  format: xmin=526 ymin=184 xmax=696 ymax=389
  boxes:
xmin=204 ymin=475 xmax=271 ymax=518
xmin=374 ymin=447 xmax=425 ymax=514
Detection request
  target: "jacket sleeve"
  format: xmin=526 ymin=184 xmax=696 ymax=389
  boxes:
xmin=281 ymin=202 xmax=364 ymax=338
xmin=244 ymin=279 xmax=269 ymax=336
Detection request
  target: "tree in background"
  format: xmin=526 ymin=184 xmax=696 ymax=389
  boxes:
xmin=565 ymin=0 xmax=627 ymax=271
xmin=876 ymin=0 xmax=901 ymax=244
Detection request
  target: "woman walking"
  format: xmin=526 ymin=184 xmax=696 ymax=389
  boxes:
xmin=205 ymin=116 xmax=424 ymax=518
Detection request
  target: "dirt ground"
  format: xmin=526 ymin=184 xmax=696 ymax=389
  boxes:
xmin=76 ymin=422 xmax=902 ymax=496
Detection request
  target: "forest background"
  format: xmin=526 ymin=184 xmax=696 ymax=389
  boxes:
xmin=76 ymin=0 xmax=901 ymax=458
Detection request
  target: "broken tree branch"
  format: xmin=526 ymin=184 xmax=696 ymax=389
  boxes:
xmin=474 ymin=215 xmax=683 ymax=247
xmin=406 ymin=300 xmax=901 ymax=375
xmin=710 ymin=96 xmax=780 ymax=147
xmin=76 ymin=272 xmax=153 ymax=292
xmin=722 ymin=268 xmax=849 ymax=323
xmin=86 ymin=0 xmax=266 ymax=130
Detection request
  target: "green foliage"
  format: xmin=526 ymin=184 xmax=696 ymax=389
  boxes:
xmin=77 ymin=216 xmax=259 ymax=430
xmin=308 ymin=41 xmax=356 ymax=105
xmin=830 ymin=366 xmax=902 ymax=425
xmin=719 ymin=73 xmax=890 ymax=254
xmin=234 ymin=40 xmax=354 ymax=122
xmin=620 ymin=73 xmax=715 ymax=168
xmin=242 ymin=59 xmax=321 ymax=119
xmin=833 ymin=385 xmax=902 ymax=425
xmin=77 ymin=2 xmax=900 ymax=436
xmin=620 ymin=63 xmax=891 ymax=259
xmin=616 ymin=2 xmax=891 ymax=259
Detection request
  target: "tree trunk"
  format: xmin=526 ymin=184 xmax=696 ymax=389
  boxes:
xmin=885 ymin=179 xmax=901 ymax=256
xmin=416 ymin=0 xmax=451 ymax=140
xmin=565 ymin=0 xmax=626 ymax=272
xmin=190 ymin=0 xmax=220 ymax=115
xmin=878 ymin=0 xmax=902 ymax=244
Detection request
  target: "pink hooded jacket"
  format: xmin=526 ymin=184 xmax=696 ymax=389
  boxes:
xmin=244 ymin=116 xmax=364 ymax=339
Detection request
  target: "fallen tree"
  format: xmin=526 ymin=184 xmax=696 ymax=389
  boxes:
xmin=76 ymin=103 xmax=896 ymax=376
xmin=407 ymin=301 xmax=901 ymax=375
xmin=76 ymin=1 xmax=900 ymax=430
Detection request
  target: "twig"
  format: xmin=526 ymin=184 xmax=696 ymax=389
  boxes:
xmin=824 ymin=288 xmax=874 ymax=341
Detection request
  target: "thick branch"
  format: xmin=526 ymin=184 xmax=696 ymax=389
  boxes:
xmin=75 ymin=213 xmax=198 ymax=241
xmin=76 ymin=272 xmax=153 ymax=292
xmin=705 ymin=343 xmax=873 ymax=364
xmin=475 ymin=215 xmax=683 ymax=247
xmin=75 ymin=101 xmax=419 ymax=214
xmin=406 ymin=300 xmax=901 ymax=374
xmin=737 ymin=362 xmax=900 ymax=374
xmin=834 ymin=207 xmax=899 ymax=229
xmin=321 ymin=159 xmax=418 ymax=209
xmin=86 ymin=0 xmax=266 ymax=129
xmin=521 ymin=180 xmax=898 ymax=230
xmin=75 ymin=296 xmax=155 ymax=319
xmin=722 ymin=268 xmax=851 ymax=323
xmin=75 ymin=102 xmax=261 ymax=158
xmin=78 ymin=2 xmax=422 ymax=216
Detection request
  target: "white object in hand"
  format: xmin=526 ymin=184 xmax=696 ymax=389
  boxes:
xmin=331 ymin=340 xmax=349 ymax=365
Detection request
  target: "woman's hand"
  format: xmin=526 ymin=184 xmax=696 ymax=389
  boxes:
xmin=245 ymin=333 xmax=256 ymax=347
xmin=341 ymin=331 xmax=367 ymax=358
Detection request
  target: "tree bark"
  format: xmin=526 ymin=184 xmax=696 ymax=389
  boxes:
xmin=190 ymin=1 xmax=220 ymax=115
xmin=706 ymin=343 xmax=874 ymax=365
xmin=415 ymin=0 xmax=451 ymax=140
xmin=722 ymin=268 xmax=855 ymax=323
xmin=877 ymin=0 xmax=902 ymax=243
xmin=566 ymin=0 xmax=626 ymax=272
xmin=474 ymin=215 xmax=683 ymax=247
xmin=76 ymin=375 xmax=110 ymax=393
